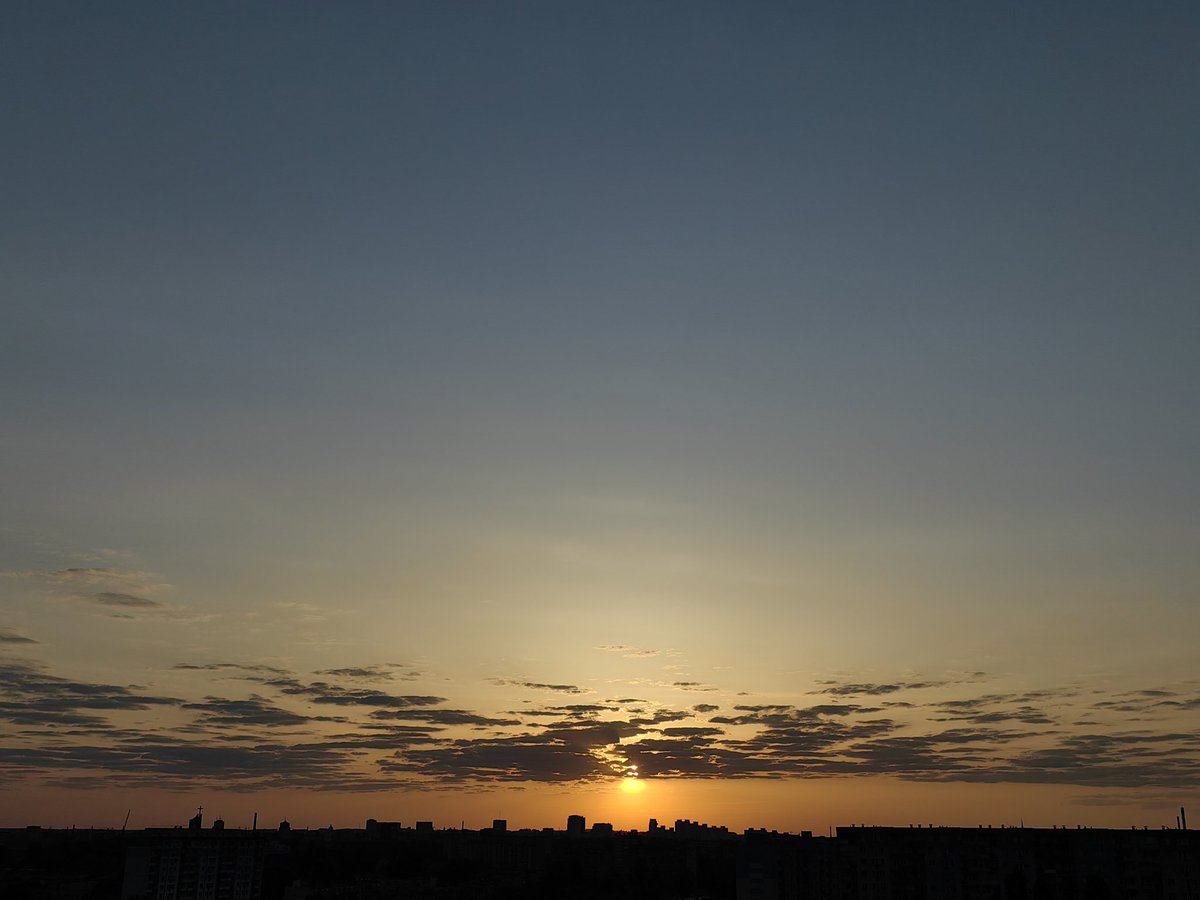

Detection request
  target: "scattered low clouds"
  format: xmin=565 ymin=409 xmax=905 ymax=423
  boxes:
xmin=0 ymin=659 xmax=178 ymax=727
xmin=1 ymin=660 xmax=1198 ymax=794
xmin=0 ymin=738 xmax=356 ymax=790
xmin=183 ymin=695 xmax=343 ymax=728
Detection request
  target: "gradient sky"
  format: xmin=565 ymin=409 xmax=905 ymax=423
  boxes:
xmin=2 ymin=1 xmax=1199 ymax=832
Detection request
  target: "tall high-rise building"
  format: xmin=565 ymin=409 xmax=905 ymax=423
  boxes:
xmin=121 ymin=829 xmax=264 ymax=900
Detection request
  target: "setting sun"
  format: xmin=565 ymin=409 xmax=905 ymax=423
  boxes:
xmin=621 ymin=777 xmax=647 ymax=795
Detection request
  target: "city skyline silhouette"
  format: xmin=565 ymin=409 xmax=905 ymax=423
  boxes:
xmin=5 ymin=807 xmax=1198 ymax=899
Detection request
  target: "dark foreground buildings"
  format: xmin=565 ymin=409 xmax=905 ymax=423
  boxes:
xmin=1 ymin=816 xmax=1197 ymax=899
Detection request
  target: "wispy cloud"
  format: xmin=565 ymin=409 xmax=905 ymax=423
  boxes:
xmin=79 ymin=591 xmax=165 ymax=609
xmin=491 ymin=679 xmax=588 ymax=695
xmin=313 ymin=664 xmax=421 ymax=682
xmin=595 ymin=645 xmax=665 ymax=658
xmin=174 ymin=662 xmax=294 ymax=677
xmin=48 ymin=567 xmax=173 ymax=594
xmin=0 ymin=629 xmax=38 ymax=645
xmin=672 ymin=681 xmax=718 ymax=692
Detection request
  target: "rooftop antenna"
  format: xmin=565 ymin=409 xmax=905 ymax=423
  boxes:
xmin=122 ymin=810 xmax=131 ymax=832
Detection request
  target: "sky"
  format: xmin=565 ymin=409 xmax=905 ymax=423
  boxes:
xmin=2 ymin=1 xmax=1199 ymax=832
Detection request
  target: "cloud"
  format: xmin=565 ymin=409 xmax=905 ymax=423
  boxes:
xmin=935 ymin=706 xmax=1055 ymax=726
xmin=595 ymin=645 xmax=663 ymax=658
xmin=812 ymin=673 xmax=993 ymax=698
xmin=660 ymin=727 xmax=726 ymax=738
xmin=402 ymin=721 xmax=639 ymax=783
xmin=265 ymin=677 xmax=445 ymax=708
xmin=81 ymin=592 xmax=164 ymax=608
xmin=174 ymin=662 xmax=294 ymax=676
xmin=0 ymin=659 xmax=178 ymax=727
xmin=39 ymin=567 xmax=175 ymax=598
xmin=50 ymin=568 xmax=158 ymax=586
xmin=620 ymin=735 xmax=748 ymax=778
xmin=2 ymin=659 xmax=1198 ymax=794
xmin=630 ymin=708 xmax=693 ymax=727
xmin=302 ymin=726 xmax=445 ymax=753
xmin=0 ymin=739 xmax=355 ymax=789
xmin=509 ymin=704 xmax=625 ymax=727
xmin=0 ymin=629 xmax=38 ymax=645
xmin=369 ymin=709 xmax=522 ymax=728
xmin=492 ymin=679 xmax=587 ymax=694
xmin=672 ymin=681 xmax=717 ymax=692
xmin=183 ymin=695 xmax=343 ymax=728
xmin=814 ymin=680 xmax=945 ymax=696
xmin=313 ymin=664 xmax=420 ymax=681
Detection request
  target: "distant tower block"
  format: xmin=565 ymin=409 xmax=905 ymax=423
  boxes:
xmin=492 ymin=819 xmax=507 ymax=832
xmin=567 ymin=814 xmax=586 ymax=835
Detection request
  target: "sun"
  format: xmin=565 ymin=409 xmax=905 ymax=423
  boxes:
xmin=620 ymin=775 xmax=646 ymax=795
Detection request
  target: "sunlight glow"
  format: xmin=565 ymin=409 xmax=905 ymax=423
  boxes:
xmin=620 ymin=776 xmax=647 ymax=795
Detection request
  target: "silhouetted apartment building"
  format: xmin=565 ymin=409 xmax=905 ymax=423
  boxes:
xmin=363 ymin=818 xmax=403 ymax=838
xmin=121 ymin=828 xmax=265 ymax=900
